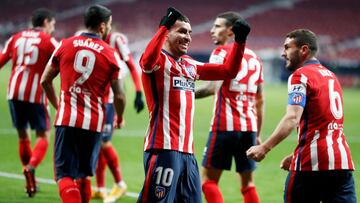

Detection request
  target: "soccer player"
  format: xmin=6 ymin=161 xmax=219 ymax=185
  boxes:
xmin=0 ymin=8 xmax=57 ymax=197
xmin=40 ymin=5 xmax=126 ymax=203
xmin=246 ymin=29 xmax=356 ymax=203
xmin=196 ymin=12 xmax=263 ymax=203
xmin=90 ymin=31 xmax=144 ymax=202
xmin=137 ymin=7 xmax=251 ymax=202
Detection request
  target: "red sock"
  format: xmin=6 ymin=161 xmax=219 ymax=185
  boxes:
xmin=19 ymin=138 xmax=32 ymax=166
xmin=29 ymin=138 xmax=48 ymax=168
xmin=58 ymin=177 xmax=81 ymax=203
xmin=96 ymin=149 xmax=107 ymax=188
xmin=103 ymin=145 xmax=122 ymax=183
xmin=202 ymin=180 xmax=224 ymax=203
xmin=76 ymin=178 xmax=91 ymax=203
xmin=241 ymin=186 xmax=260 ymax=203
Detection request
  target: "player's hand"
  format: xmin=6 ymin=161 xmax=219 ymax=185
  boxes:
xmin=232 ymin=18 xmax=251 ymax=43
xmin=246 ymin=144 xmax=268 ymax=162
xmin=113 ymin=115 xmax=125 ymax=129
xmin=280 ymin=154 xmax=293 ymax=171
xmin=159 ymin=7 xmax=183 ymax=29
xmin=134 ymin=91 xmax=145 ymax=113
xmin=256 ymin=136 xmax=262 ymax=145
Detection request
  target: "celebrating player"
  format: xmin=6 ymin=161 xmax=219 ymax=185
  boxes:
xmin=40 ymin=5 xmax=126 ymax=203
xmin=196 ymin=12 xmax=263 ymax=203
xmin=137 ymin=7 xmax=251 ymax=202
xmin=0 ymin=8 xmax=57 ymax=197
xmin=246 ymin=29 xmax=356 ymax=203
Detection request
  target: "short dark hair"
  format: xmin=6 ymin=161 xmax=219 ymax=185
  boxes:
xmin=217 ymin=11 xmax=241 ymax=27
xmin=31 ymin=8 xmax=55 ymax=27
xmin=178 ymin=15 xmax=190 ymax=24
xmin=286 ymin=29 xmax=318 ymax=55
xmin=84 ymin=4 xmax=112 ymax=30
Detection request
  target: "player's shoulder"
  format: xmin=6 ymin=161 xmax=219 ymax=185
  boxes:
xmin=182 ymin=55 xmax=204 ymax=66
xmin=107 ymin=32 xmax=128 ymax=44
xmin=211 ymin=44 xmax=230 ymax=59
xmin=244 ymin=47 xmax=259 ymax=58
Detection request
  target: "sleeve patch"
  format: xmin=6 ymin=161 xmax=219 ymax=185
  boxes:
xmin=288 ymin=92 xmax=306 ymax=107
xmin=289 ymin=84 xmax=306 ymax=94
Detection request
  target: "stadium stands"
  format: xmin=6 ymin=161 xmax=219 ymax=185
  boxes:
xmin=0 ymin=0 xmax=359 ymax=68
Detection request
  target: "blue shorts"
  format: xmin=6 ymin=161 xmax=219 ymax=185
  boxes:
xmin=8 ymin=100 xmax=50 ymax=131
xmin=101 ymin=103 xmax=115 ymax=142
xmin=284 ymin=170 xmax=356 ymax=203
xmin=54 ymin=126 xmax=101 ymax=181
xmin=202 ymin=131 xmax=256 ymax=172
xmin=137 ymin=150 xmax=202 ymax=203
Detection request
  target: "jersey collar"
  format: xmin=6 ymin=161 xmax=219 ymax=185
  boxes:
xmin=303 ymin=59 xmax=320 ymax=66
xmin=80 ymin=32 xmax=101 ymax=39
xmin=161 ymin=49 xmax=181 ymax=62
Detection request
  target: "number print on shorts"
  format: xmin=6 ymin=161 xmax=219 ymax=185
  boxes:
xmin=155 ymin=167 xmax=174 ymax=187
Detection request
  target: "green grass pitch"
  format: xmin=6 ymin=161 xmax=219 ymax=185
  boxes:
xmin=0 ymin=63 xmax=359 ymax=202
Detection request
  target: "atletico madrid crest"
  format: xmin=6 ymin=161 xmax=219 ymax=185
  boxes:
xmin=155 ymin=186 xmax=166 ymax=199
xmin=292 ymin=93 xmax=303 ymax=104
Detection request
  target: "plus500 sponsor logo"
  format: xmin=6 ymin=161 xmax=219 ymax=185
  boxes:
xmin=172 ymin=77 xmax=195 ymax=92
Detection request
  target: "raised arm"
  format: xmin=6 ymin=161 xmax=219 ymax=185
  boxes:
xmin=140 ymin=7 xmax=182 ymax=73
xmin=197 ymin=19 xmax=251 ymax=80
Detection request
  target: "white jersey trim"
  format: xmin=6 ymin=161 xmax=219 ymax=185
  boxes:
xmin=96 ymin=97 xmax=104 ymax=132
xmin=56 ymin=91 xmax=65 ymax=126
xmin=310 ymin=130 xmax=320 ymax=171
xmin=29 ymin=73 xmax=39 ymax=103
xmin=326 ymin=130 xmax=335 ymax=170
xmin=18 ymin=69 xmax=29 ymax=100
xmin=163 ymin=54 xmax=171 ymax=150
xmin=69 ymin=92 xmax=78 ymax=127
xmin=82 ymin=94 xmax=91 ymax=130
xmin=225 ymin=98 xmax=233 ymax=131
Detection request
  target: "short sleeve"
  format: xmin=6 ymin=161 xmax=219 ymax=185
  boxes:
xmin=287 ymin=71 xmax=307 ymax=107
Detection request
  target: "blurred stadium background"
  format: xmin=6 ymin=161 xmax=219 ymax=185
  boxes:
xmin=1 ymin=0 xmax=360 ymax=85
xmin=0 ymin=0 xmax=359 ymax=202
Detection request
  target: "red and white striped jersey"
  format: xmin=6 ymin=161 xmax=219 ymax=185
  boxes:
xmin=288 ymin=60 xmax=354 ymax=171
xmin=140 ymin=26 xmax=245 ymax=154
xmin=51 ymin=33 xmax=121 ymax=132
xmin=0 ymin=28 xmax=58 ymax=104
xmin=103 ymin=32 xmax=142 ymax=103
xmin=209 ymin=44 xmax=263 ymax=132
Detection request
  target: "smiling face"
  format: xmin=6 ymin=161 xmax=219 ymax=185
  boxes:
xmin=210 ymin=17 xmax=233 ymax=46
xmin=164 ymin=20 xmax=192 ymax=58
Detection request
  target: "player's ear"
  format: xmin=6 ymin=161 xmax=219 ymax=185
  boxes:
xmin=98 ymin=22 xmax=106 ymax=34
xmin=300 ymin=44 xmax=310 ymax=56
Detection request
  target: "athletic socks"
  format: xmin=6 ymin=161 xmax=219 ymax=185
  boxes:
xmin=19 ymin=138 xmax=32 ymax=166
xmin=95 ymin=149 xmax=107 ymax=188
xmin=202 ymin=180 xmax=224 ymax=203
xmin=29 ymin=138 xmax=48 ymax=168
xmin=58 ymin=177 xmax=81 ymax=203
xmin=102 ymin=145 xmax=122 ymax=183
xmin=76 ymin=178 xmax=91 ymax=203
xmin=241 ymin=186 xmax=260 ymax=203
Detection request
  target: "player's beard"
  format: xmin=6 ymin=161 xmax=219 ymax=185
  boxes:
xmin=286 ymin=51 xmax=302 ymax=71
